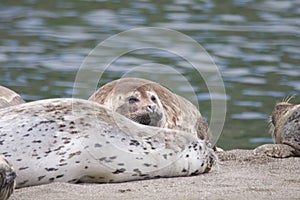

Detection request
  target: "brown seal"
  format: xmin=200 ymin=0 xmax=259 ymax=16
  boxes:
xmin=0 ymin=86 xmax=25 ymax=109
xmin=89 ymin=78 xmax=210 ymax=142
xmin=254 ymin=99 xmax=300 ymax=158
xmin=0 ymin=156 xmax=16 ymax=200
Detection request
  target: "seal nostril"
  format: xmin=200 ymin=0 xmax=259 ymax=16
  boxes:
xmin=147 ymin=105 xmax=156 ymax=112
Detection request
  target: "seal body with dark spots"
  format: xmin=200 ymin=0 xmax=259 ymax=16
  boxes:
xmin=89 ymin=78 xmax=210 ymax=142
xmin=254 ymin=101 xmax=300 ymax=158
xmin=0 ymin=156 xmax=16 ymax=200
xmin=0 ymin=98 xmax=216 ymax=188
xmin=0 ymin=86 xmax=25 ymax=109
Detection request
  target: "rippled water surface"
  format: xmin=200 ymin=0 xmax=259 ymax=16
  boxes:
xmin=1 ymin=0 xmax=299 ymax=149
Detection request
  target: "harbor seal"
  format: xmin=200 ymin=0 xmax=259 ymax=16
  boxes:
xmin=0 ymin=86 xmax=25 ymax=109
xmin=254 ymin=100 xmax=300 ymax=158
xmin=0 ymin=98 xmax=216 ymax=188
xmin=0 ymin=156 xmax=16 ymax=200
xmin=89 ymin=78 xmax=210 ymax=142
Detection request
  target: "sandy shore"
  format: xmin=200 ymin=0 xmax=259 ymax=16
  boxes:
xmin=10 ymin=149 xmax=300 ymax=200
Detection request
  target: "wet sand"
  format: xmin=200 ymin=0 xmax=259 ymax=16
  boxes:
xmin=10 ymin=149 xmax=300 ymax=200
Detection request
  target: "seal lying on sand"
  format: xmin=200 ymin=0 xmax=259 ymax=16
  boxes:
xmin=255 ymin=100 xmax=300 ymax=158
xmin=89 ymin=78 xmax=210 ymax=142
xmin=0 ymin=98 xmax=216 ymax=188
xmin=0 ymin=156 xmax=16 ymax=200
xmin=0 ymin=86 xmax=25 ymax=109
xmin=0 ymin=86 xmax=23 ymax=200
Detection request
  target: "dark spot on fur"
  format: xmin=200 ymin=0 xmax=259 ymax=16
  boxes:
xmin=112 ymin=168 xmax=126 ymax=174
xmin=191 ymin=170 xmax=199 ymax=176
xmin=19 ymin=180 xmax=29 ymax=185
xmin=19 ymin=167 xmax=29 ymax=171
xmin=56 ymin=174 xmax=64 ymax=179
xmin=38 ymin=176 xmax=45 ymax=181
xmin=68 ymin=151 xmax=81 ymax=159
xmin=129 ymin=139 xmax=140 ymax=146
xmin=71 ymin=131 xmax=78 ymax=134
xmin=94 ymin=143 xmax=102 ymax=148
xmin=45 ymin=168 xmax=58 ymax=172
xmin=99 ymin=157 xmax=106 ymax=161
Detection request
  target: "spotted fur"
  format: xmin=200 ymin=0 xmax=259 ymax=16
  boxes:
xmin=255 ymin=101 xmax=300 ymax=158
xmin=89 ymin=78 xmax=210 ymax=142
xmin=0 ymin=98 xmax=216 ymax=188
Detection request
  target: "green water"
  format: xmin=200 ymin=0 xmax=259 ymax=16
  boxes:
xmin=0 ymin=0 xmax=299 ymax=150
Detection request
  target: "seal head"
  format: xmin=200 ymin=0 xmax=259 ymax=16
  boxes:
xmin=89 ymin=78 xmax=210 ymax=142
xmin=0 ymin=156 xmax=16 ymax=200
xmin=255 ymin=100 xmax=300 ymax=158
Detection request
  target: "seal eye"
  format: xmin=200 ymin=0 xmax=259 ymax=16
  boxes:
xmin=151 ymin=95 xmax=156 ymax=102
xmin=128 ymin=96 xmax=139 ymax=104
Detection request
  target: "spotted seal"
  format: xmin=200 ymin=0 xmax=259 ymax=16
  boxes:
xmin=89 ymin=78 xmax=210 ymax=142
xmin=0 ymin=86 xmax=25 ymax=109
xmin=0 ymin=156 xmax=16 ymax=200
xmin=0 ymin=98 xmax=216 ymax=188
xmin=254 ymin=100 xmax=300 ymax=158
xmin=0 ymin=86 xmax=23 ymax=199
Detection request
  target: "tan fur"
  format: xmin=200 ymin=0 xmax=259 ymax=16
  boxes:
xmin=89 ymin=78 xmax=209 ymax=141
xmin=255 ymin=100 xmax=300 ymax=158
xmin=0 ymin=156 xmax=16 ymax=200
xmin=0 ymin=86 xmax=25 ymax=109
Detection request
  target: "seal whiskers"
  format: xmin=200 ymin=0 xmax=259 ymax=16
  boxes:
xmin=254 ymin=101 xmax=300 ymax=158
xmin=0 ymin=156 xmax=16 ymax=200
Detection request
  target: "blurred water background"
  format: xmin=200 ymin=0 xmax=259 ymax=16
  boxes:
xmin=0 ymin=0 xmax=299 ymax=150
